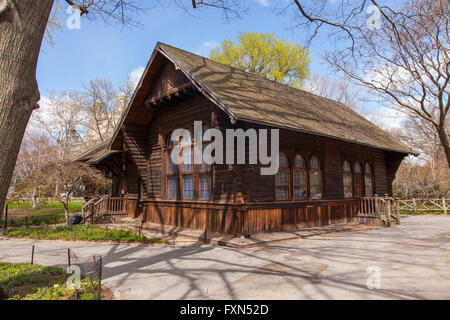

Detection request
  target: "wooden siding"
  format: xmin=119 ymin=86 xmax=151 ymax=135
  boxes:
xmin=139 ymin=199 xmax=357 ymax=234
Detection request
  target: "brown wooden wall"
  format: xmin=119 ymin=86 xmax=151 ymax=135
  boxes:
xmin=140 ymin=199 xmax=357 ymax=234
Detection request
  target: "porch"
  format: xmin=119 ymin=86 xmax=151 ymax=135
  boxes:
xmin=82 ymin=195 xmax=399 ymax=234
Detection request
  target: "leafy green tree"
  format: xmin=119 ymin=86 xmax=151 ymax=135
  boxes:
xmin=209 ymin=32 xmax=311 ymax=88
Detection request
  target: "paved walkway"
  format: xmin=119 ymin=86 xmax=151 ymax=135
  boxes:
xmin=0 ymin=215 xmax=449 ymax=300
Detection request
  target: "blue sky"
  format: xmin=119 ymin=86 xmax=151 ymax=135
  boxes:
xmin=37 ymin=1 xmax=333 ymax=94
xmin=35 ymin=0 xmax=406 ymax=129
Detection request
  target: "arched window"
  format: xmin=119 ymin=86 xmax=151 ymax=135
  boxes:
xmin=275 ymin=153 xmax=289 ymax=200
xmin=365 ymin=163 xmax=373 ymax=197
xmin=198 ymin=127 xmax=212 ymax=200
xmin=181 ymin=134 xmax=194 ymax=200
xmin=293 ymin=154 xmax=307 ymax=200
xmin=309 ymin=156 xmax=322 ymax=199
xmin=353 ymin=161 xmax=363 ymax=198
xmin=343 ymin=160 xmax=353 ymax=198
xmin=166 ymin=133 xmax=178 ymax=200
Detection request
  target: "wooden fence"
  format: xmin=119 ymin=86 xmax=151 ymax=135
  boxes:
xmin=395 ymin=198 xmax=448 ymax=214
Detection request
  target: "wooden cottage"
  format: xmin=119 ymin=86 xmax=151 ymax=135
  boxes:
xmin=75 ymin=42 xmax=414 ymax=234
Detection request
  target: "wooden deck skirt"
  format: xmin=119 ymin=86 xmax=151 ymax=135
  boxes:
xmin=128 ymin=198 xmax=358 ymax=234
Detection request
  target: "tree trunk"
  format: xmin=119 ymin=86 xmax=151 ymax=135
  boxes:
xmin=31 ymin=187 xmax=38 ymax=209
xmin=0 ymin=0 xmax=54 ymax=215
xmin=436 ymin=125 xmax=450 ymax=169
xmin=62 ymin=201 xmax=70 ymax=223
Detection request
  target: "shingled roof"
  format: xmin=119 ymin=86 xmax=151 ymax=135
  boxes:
xmin=155 ymin=43 xmax=414 ymax=154
xmin=73 ymin=139 xmax=120 ymax=164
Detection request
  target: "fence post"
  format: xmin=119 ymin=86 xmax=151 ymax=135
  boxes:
xmin=67 ymin=248 xmax=71 ymax=266
xmin=413 ymin=198 xmax=417 ymax=214
xmin=443 ymin=197 xmax=447 ymax=215
xmin=31 ymin=245 xmax=35 ymax=265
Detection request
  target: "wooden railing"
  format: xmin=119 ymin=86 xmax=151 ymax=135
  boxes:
xmin=357 ymin=195 xmax=398 ymax=226
xmin=83 ymin=196 xmax=128 ymax=224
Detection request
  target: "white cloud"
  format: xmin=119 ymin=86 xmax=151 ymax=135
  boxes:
xmin=255 ymin=0 xmax=270 ymax=7
xmin=196 ymin=40 xmax=220 ymax=57
xmin=128 ymin=66 xmax=145 ymax=87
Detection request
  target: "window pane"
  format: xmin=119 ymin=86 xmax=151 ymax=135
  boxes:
xmin=167 ymin=176 xmax=177 ymax=200
xmin=365 ymin=163 xmax=372 ymax=174
xmin=275 ymin=170 xmax=288 ymax=184
xmin=354 ymin=162 xmax=362 ymax=173
xmin=293 ymin=171 xmax=306 ymax=186
xmin=310 ymin=171 xmax=321 ymax=185
xmin=182 ymin=147 xmax=193 ymax=172
xmin=365 ymin=176 xmax=373 ymax=196
xmin=279 ymin=153 xmax=288 ymax=168
xmin=343 ymin=161 xmax=351 ymax=172
xmin=310 ymin=157 xmax=320 ymax=169
xmin=294 ymin=155 xmax=305 ymax=168
xmin=167 ymin=154 xmax=177 ymax=173
xmin=199 ymin=174 xmax=211 ymax=200
xmin=343 ymin=174 xmax=353 ymax=198
xmin=310 ymin=186 xmax=322 ymax=199
xmin=293 ymin=186 xmax=307 ymax=200
xmin=183 ymin=175 xmax=194 ymax=199
xmin=276 ymin=185 xmax=289 ymax=200
xmin=199 ymin=144 xmax=211 ymax=171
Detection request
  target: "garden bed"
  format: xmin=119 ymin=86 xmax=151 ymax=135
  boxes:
xmin=0 ymin=262 xmax=109 ymax=300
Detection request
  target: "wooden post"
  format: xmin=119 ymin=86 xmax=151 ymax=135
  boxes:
xmin=413 ymin=198 xmax=417 ymax=214
xmin=31 ymin=245 xmax=35 ymax=265
xmin=93 ymin=256 xmax=97 ymax=280
xmin=97 ymin=255 xmax=102 ymax=300
xmin=67 ymin=248 xmax=71 ymax=266
xmin=396 ymin=199 xmax=400 ymax=220
xmin=385 ymin=195 xmax=391 ymax=227
xmin=443 ymin=197 xmax=447 ymax=215
xmin=106 ymin=226 xmax=109 ymax=241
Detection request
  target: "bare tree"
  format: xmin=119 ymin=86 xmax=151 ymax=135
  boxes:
xmin=305 ymin=73 xmax=365 ymax=109
xmin=282 ymin=0 xmax=449 ymax=167
xmin=391 ymin=115 xmax=449 ymax=198
xmin=33 ymin=90 xmax=88 ymax=159
xmin=83 ymin=78 xmax=130 ymax=147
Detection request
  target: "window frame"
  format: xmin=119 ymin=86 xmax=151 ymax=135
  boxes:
xmin=309 ymin=155 xmax=323 ymax=200
xmin=166 ymin=133 xmax=179 ymax=200
xmin=292 ymin=154 xmax=307 ymax=200
xmin=364 ymin=162 xmax=374 ymax=197
xmin=275 ymin=152 xmax=290 ymax=201
xmin=342 ymin=160 xmax=353 ymax=199
xmin=197 ymin=129 xmax=213 ymax=201
xmin=353 ymin=161 xmax=363 ymax=198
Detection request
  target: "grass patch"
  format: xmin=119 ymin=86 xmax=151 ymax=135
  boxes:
xmin=7 ymin=201 xmax=83 ymax=215
xmin=7 ymin=214 xmax=67 ymax=227
xmin=5 ymin=224 xmax=166 ymax=244
xmin=0 ymin=262 xmax=100 ymax=300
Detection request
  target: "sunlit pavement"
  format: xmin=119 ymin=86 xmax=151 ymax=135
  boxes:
xmin=1 ymin=215 xmax=449 ymax=300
